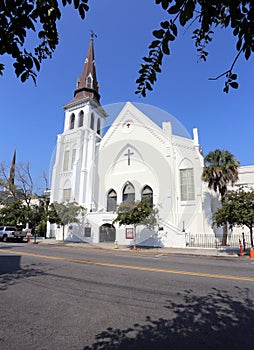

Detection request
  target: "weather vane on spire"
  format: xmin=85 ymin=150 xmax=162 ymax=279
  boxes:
xmin=90 ymin=30 xmax=97 ymax=40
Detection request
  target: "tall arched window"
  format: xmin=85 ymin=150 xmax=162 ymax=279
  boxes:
xmin=179 ymin=159 xmax=195 ymax=201
xmin=97 ymin=118 xmax=101 ymax=135
xmin=78 ymin=111 xmax=84 ymax=127
xmin=70 ymin=113 xmax=75 ymax=129
xmin=63 ymin=188 xmax=71 ymax=202
xmin=107 ymin=189 xmax=117 ymax=212
xmin=90 ymin=112 xmax=94 ymax=130
xmin=63 ymin=150 xmax=70 ymax=171
xmin=122 ymin=182 xmax=135 ymax=203
xmin=63 ymin=181 xmax=71 ymax=202
xmin=141 ymin=185 xmax=153 ymax=206
xmin=180 ymin=168 xmax=195 ymax=201
xmin=86 ymin=75 xmax=93 ymax=88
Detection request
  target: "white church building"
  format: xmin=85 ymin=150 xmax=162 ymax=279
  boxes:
xmin=48 ymin=37 xmax=253 ymax=247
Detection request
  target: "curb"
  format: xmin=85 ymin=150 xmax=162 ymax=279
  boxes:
xmin=35 ymin=240 xmax=248 ymax=258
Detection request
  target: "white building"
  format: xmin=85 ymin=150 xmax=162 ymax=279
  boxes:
xmin=48 ymin=37 xmax=253 ymax=247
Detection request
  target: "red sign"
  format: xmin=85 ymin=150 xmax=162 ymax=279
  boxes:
xmin=126 ymin=228 xmax=134 ymax=239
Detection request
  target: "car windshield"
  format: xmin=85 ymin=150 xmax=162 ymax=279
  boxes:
xmin=6 ymin=227 xmax=17 ymax=231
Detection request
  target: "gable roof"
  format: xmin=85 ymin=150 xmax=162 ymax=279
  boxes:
xmin=102 ymin=102 xmax=191 ymax=139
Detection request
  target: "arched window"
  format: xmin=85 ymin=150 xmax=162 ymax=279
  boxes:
xmin=63 ymin=181 xmax=71 ymax=202
xmin=122 ymin=182 xmax=135 ymax=203
xmin=63 ymin=150 xmax=70 ymax=171
xmin=179 ymin=159 xmax=195 ymax=201
xmin=90 ymin=112 xmax=94 ymax=130
xmin=180 ymin=168 xmax=195 ymax=201
xmin=141 ymin=185 xmax=153 ymax=206
xmin=78 ymin=111 xmax=84 ymax=127
xmin=97 ymin=118 xmax=101 ymax=135
xmin=86 ymin=75 xmax=93 ymax=89
xmin=107 ymin=189 xmax=117 ymax=212
xmin=63 ymin=188 xmax=71 ymax=202
xmin=70 ymin=113 xmax=75 ymax=130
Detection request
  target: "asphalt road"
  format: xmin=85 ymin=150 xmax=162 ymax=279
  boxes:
xmin=0 ymin=242 xmax=254 ymax=350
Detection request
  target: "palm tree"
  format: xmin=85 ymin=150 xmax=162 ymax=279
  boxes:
xmin=202 ymin=149 xmax=239 ymax=245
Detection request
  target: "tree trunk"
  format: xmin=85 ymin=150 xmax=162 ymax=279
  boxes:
xmin=221 ymin=194 xmax=228 ymax=246
xmin=133 ymin=225 xmax=137 ymax=250
xmin=221 ymin=223 xmax=228 ymax=246
xmin=62 ymin=225 xmax=65 ymax=243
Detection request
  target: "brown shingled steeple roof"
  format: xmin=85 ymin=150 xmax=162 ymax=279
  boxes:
xmin=73 ymin=34 xmax=100 ymax=103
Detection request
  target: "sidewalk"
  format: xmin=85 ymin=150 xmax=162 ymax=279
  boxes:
xmin=36 ymin=238 xmax=251 ymax=258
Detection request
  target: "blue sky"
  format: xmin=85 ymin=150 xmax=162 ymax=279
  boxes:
xmin=1 ymin=0 xmax=253 ymax=192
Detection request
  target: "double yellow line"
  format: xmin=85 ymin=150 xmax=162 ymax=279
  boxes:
xmin=1 ymin=249 xmax=254 ymax=283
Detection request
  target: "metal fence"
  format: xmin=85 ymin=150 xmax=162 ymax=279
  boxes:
xmin=186 ymin=232 xmax=252 ymax=249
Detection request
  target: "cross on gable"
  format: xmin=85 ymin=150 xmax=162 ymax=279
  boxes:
xmin=124 ymin=149 xmax=134 ymax=166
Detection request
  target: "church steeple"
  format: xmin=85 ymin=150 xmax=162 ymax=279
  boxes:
xmin=73 ymin=33 xmax=100 ymax=103
xmin=8 ymin=149 xmax=16 ymax=185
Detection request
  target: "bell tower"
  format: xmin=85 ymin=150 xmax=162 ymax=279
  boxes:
xmin=72 ymin=31 xmax=100 ymax=104
xmin=50 ymin=35 xmax=107 ymax=210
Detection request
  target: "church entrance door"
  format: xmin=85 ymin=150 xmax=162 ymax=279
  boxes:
xmin=99 ymin=224 xmax=116 ymax=242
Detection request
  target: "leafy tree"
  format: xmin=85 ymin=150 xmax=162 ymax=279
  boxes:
xmin=0 ymin=196 xmax=46 ymax=232
xmin=0 ymin=161 xmax=52 ymax=234
xmin=0 ymin=0 xmax=89 ymax=83
xmin=0 ymin=199 xmax=26 ymax=226
xmin=113 ymin=199 xmax=158 ymax=249
xmin=136 ymin=1 xmax=254 ymax=96
xmin=48 ymin=201 xmax=85 ymax=242
xmin=213 ymin=188 xmax=254 ymax=247
xmin=36 ymin=191 xmax=51 ymax=237
xmin=202 ymin=149 xmax=239 ymax=245
xmin=29 ymin=199 xmax=48 ymax=236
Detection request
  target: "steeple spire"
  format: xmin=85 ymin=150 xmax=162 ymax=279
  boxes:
xmin=8 ymin=149 xmax=16 ymax=185
xmin=73 ymin=33 xmax=100 ymax=103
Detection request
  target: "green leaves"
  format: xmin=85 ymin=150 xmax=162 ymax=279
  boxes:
xmin=0 ymin=0 xmax=90 ymax=83
xmin=156 ymin=0 xmax=171 ymax=11
xmin=136 ymin=19 xmax=176 ymax=97
xmin=13 ymin=51 xmax=40 ymax=84
xmin=213 ymin=187 xmax=254 ymax=246
xmin=153 ymin=29 xmax=165 ymax=39
xmin=63 ymin=0 xmax=89 ymax=19
xmin=0 ymin=63 xmax=4 ymax=76
xmin=137 ymin=1 xmax=254 ymax=96
xmin=223 ymin=72 xmax=239 ymax=93
xmin=0 ymin=199 xmax=26 ymax=226
xmin=113 ymin=199 xmax=155 ymax=227
xmin=162 ymin=39 xmax=170 ymax=55
xmin=49 ymin=202 xmax=85 ymax=226
xmin=202 ymin=149 xmax=239 ymax=198
xmin=192 ymin=29 xmax=214 ymax=62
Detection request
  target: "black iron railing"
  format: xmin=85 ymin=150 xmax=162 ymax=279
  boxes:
xmin=185 ymin=233 xmax=252 ymax=249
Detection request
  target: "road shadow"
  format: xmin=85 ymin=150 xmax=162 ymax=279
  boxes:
xmin=129 ymin=245 xmax=162 ymax=250
xmin=0 ymin=255 xmax=21 ymax=274
xmin=83 ymin=287 xmax=254 ymax=349
xmin=0 ymin=255 xmax=45 ymax=291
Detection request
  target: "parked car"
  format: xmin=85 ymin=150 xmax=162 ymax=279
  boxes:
xmin=0 ymin=226 xmax=27 ymax=242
